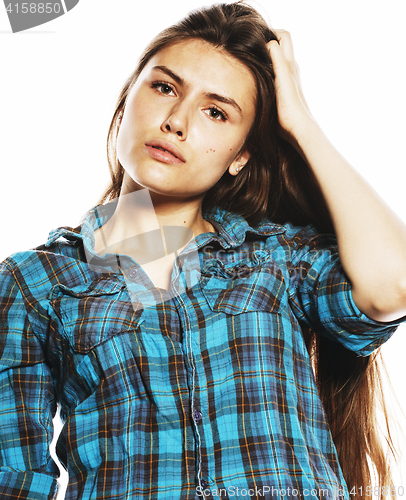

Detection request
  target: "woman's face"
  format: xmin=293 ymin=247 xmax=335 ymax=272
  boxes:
xmin=116 ymin=39 xmax=257 ymax=200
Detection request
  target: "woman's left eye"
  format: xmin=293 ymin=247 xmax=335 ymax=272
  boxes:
xmin=204 ymin=107 xmax=227 ymax=121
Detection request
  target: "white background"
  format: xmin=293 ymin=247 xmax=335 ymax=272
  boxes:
xmin=0 ymin=0 xmax=405 ymax=495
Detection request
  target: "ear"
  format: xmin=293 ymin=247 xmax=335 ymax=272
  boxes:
xmin=228 ymin=150 xmax=251 ymax=176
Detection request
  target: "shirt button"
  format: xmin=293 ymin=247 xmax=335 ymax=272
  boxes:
xmin=128 ymin=267 xmax=138 ymax=279
xmin=200 ymin=479 xmax=209 ymax=489
xmin=193 ymin=410 xmax=202 ymax=422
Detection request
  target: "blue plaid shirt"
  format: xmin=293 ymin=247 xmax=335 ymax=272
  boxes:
xmin=0 ymin=203 xmax=401 ymax=499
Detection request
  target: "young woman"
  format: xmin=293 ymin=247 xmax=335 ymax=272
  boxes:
xmin=0 ymin=2 xmax=405 ymax=499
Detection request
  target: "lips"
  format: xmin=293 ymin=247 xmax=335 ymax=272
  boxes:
xmin=145 ymin=140 xmax=186 ymax=163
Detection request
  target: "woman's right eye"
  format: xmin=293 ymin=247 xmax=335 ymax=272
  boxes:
xmin=152 ymin=82 xmax=175 ymax=96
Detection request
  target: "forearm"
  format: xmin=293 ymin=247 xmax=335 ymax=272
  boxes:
xmin=295 ymin=117 xmax=406 ymax=321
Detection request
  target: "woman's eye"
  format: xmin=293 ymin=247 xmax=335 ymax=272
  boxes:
xmin=152 ymin=82 xmax=175 ymax=96
xmin=205 ymin=107 xmax=227 ymax=121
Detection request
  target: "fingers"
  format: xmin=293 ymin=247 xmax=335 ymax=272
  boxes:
xmin=267 ymin=29 xmax=296 ymax=66
xmin=267 ymin=30 xmax=301 ymax=86
xmin=266 ymin=39 xmax=286 ymax=72
xmin=274 ymin=30 xmax=295 ymax=63
xmin=266 ymin=31 xmax=310 ymax=114
xmin=266 ymin=37 xmax=291 ymax=80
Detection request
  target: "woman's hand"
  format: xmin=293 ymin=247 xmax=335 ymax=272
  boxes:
xmin=267 ymin=31 xmax=315 ymax=149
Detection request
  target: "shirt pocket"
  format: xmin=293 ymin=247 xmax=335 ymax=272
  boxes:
xmin=199 ymin=260 xmax=286 ymax=315
xmin=49 ymin=278 xmax=143 ymax=353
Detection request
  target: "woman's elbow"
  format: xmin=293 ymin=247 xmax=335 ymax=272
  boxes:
xmin=352 ymin=278 xmax=406 ymax=323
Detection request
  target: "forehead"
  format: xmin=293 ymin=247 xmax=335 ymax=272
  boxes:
xmin=143 ymin=39 xmax=257 ymax=111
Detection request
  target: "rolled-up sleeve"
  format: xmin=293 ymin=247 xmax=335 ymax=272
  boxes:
xmin=287 ymin=228 xmax=402 ymax=356
xmin=0 ymin=262 xmax=59 ymax=499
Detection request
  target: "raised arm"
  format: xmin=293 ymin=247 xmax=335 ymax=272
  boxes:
xmin=268 ymin=31 xmax=406 ymax=323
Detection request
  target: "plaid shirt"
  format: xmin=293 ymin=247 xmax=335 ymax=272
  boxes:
xmin=0 ymin=203 xmax=401 ymax=500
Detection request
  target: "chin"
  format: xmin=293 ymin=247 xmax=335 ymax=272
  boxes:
xmin=122 ymin=168 xmax=209 ymax=200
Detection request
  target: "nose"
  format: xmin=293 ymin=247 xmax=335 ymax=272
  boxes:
xmin=161 ymin=102 xmax=188 ymax=140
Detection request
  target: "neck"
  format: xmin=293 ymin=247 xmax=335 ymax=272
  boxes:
xmin=95 ymin=185 xmax=215 ymax=257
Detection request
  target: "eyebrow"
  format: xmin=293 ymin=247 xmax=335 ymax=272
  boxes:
xmin=153 ymin=65 xmax=185 ymax=86
xmin=152 ymin=65 xmax=243 ymax=116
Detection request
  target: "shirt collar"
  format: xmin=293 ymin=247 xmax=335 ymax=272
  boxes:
xmin=45 ymin=200 xmax=286 ymax=252
xmin=45 ymin=200 xmax=117 ymax=255
xmin=203 ymin=205 xmax=286 ymax=248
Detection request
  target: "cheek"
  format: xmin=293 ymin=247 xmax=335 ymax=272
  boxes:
xmin=123 ymin=100 xmax=149 ymax=137
xmin=130 ymin=94 xmax=155 ymax=125
xmin=117 ymin=103 xmax=151 ymax=159
xmin=116 ymin=123 xmax=135 ymax=166
xmin=203 ymin=144 xmax=243 ymax=173
xmin=199 ymin=131 xmax=242 ymax=165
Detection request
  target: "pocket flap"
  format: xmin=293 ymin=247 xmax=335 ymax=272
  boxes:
xmin=200 ymin=261 xmax=284 ymax=315
xmin=49 ymin=278 xmax=143 ymax=353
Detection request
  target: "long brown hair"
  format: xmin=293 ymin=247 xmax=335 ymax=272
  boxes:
xmin=99 ymin=2 xmax=398 ymax=495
